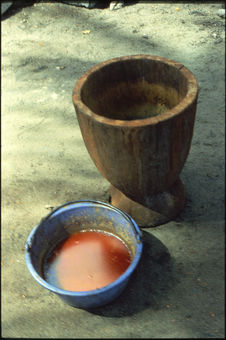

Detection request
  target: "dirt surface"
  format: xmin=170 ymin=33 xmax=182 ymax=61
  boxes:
xmin=1 ymin=1 xmax=225 ymax=338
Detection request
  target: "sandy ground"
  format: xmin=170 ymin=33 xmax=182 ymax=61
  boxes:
xmin=1 ymin=1 xmax=225 ymax=338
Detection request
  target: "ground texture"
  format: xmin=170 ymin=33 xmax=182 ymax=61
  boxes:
xmin=1 ymin=1 xmax=225 ymax=338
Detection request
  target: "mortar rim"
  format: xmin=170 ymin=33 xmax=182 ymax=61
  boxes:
xmin=72 ymin=54 xmax=198 ymax=127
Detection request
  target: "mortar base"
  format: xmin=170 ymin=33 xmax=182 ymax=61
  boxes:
xmin=109 ymin=179 xmax=186 ymax=227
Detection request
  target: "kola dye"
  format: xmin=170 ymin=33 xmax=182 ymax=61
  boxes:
xmin=43 ymin=230 xmax=132 ymax=292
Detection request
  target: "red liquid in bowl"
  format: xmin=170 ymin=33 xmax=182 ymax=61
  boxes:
xmin=43 ymin=230 xmax=132 ymax=291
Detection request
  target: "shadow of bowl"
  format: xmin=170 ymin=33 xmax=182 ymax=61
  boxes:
xmin=87 ymin=230 xmax=173 ymax=316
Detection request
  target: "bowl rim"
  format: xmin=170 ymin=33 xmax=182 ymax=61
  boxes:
xmin=72 ymin=54 xmax=199 ymax=127
xmin=25 ymin=200 xmax=143 ymax=297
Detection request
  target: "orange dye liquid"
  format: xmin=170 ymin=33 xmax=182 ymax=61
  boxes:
xmin=43 ymin=230 xmax=132 ymax=291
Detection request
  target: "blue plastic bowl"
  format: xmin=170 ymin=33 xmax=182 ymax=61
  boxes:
xmin=25 ymin=200 xmax=143 ymax=309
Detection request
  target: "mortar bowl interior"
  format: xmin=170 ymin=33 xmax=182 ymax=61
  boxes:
xmin=80 ymin=56 xmax=188 ymax=120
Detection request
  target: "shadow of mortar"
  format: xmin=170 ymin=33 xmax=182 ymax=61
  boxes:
xmin=86 ymin=230 xmax=174 ymax=317
xmin=174 ymin=164 xmax=224 ymax=225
